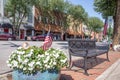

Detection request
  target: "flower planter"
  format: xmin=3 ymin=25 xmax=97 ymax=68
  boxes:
xmin=12 ymin=70 xmax=60 ymax=80
xmin=7 ymin=46 xmax=67 ymax=80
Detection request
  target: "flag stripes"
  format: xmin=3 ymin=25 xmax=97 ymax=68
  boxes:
xmin=43 ymin=36 xmax=52 ymax=50
xmin=42 ymin=31 xmax=52 ymax=50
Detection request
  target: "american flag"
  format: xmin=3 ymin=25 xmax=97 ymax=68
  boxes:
xmin=42 ymin=31 xmax=52 ymax=50
xmin=103 ymin=18 xmax=108 ymax=36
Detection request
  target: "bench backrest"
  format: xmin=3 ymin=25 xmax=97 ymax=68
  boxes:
xmin=68 ymin=39 xmax=96 ymax=50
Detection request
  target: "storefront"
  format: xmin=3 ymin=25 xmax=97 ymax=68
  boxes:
xmin=19 ymin=25 xmax=34 ymax=40
xmin=0 ymin=23 xmax=13 ymax=34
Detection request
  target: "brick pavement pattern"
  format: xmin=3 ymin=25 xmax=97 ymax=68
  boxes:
xmin=2 ymin=50 xmax=120 ymax=80
xmin=60 ymin=51 xmax=120 ymax=80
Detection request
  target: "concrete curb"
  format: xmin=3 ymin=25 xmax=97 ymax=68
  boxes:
xmin=95 ymin=59 xmax=120 ymax=80
xmin=0 ymin=71 xmax=12 ymax=80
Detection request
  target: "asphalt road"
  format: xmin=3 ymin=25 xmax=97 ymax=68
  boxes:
xmin=0 ymin=41 xmax=68 ymax=74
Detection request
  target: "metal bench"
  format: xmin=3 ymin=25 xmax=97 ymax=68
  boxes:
xmin=68 ymin=39 xmax=109 ymax=75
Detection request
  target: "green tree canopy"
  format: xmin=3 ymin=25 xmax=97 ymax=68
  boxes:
xmin=94 ymin=0 xmax=120 ymax=46
xmin=5 ymin=0 xmax=36 ymax=35
xmin=88 ymin=17 xmax=103 ymax=33
xmin=94 ymin=0 xmax=116 ymax=18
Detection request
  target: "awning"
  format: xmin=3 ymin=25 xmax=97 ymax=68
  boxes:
xmin=0 ymin=23 xmax=13 ymax=28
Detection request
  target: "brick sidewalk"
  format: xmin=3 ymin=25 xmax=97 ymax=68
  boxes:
xmin=3 ymin=51 xmax=120 ymax=80
xmin=60 ymin=51 xmax=120 ymax=80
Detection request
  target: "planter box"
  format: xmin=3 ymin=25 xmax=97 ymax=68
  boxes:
xmin=12 ymin=70 xmax=60 ymax=80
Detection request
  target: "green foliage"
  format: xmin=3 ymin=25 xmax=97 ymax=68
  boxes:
xmin=88 ymin=17 xmax=103 ymax=33
xmin=68 ymin=4 xmax=88 ymax=22
xmin=5 ymin=0 xmax=37 ymax=35
xmin=35 ymin=0 xmax=71 ymax=30
xmin=94 ymin=0 xmax=116 ymax=18
xmin=7 ymin=46 xmax=68 ymax=75
xmin=5 ymin=0 xmax=36 ymax=18
xmin=67 ymin=4 xmax=88 ymax=35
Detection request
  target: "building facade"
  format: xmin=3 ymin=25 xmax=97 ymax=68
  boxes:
xmin=0 ymin=0 xmax=13 ymax=34
xmin=19 ymin=6 xmax=35 ymax=40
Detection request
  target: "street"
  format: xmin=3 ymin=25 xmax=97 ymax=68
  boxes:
xmin=0 ymin=41 xmax=68 ymax=74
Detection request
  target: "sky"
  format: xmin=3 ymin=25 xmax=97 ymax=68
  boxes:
xmin=67 ymin=0 xmax=104 ymax=22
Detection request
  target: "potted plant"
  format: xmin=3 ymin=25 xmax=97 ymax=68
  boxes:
xmin=7 ymin=43 xmax=68 ymax=80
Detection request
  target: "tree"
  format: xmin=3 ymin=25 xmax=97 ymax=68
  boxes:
xmin=35 ymin=0 xmax=70 ymax=39
xmin=112 ymin=0 xmax=120 ymax=45
xmin=94 ymin=0 xmax=120 ymax=46
xmin=67 ymin=4 xmax=88 ymax=38
xmin=88 ymin=17 xmax=103 ymax=39
xmin=5 ymin=0 xmax=36 ymax=35
xmin=94 ymin=0 xmax=116 ymax=18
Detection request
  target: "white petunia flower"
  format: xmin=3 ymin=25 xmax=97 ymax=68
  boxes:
xmin=19 ymin=65 xmax=23 ymax=68
xmin=7 ymin=46 xmax=68 ymax=75
xmin=60 ymin=60 xmax=66 ymax=63
xmin=26 ymin=53 xmax=32 ymax=57
xmin=17 ymin=46 xmax=22 ymax=50
xmin=45 ymin=64 xmax=48 ymax=67
xmin=45 ymin=52 xmax=49 ymax=56
xmin=30 ymin=49 xmax=34 ymax=52
xmin=47 ymin=65 xmax=50 ymax=68
xmin=53 ymin=62 xmax=56 ymax=65
xmin=28 ymin=62 xmax=35 ymax=67
xmin=23 ymin=67 xmax=27 ymax=70
xmin=18 ymin=56 xmax=22 ymax=62
xmin=23 ymin=59 xmax=29 ymax=63
xmin=55 ymin=54 xmax=59 ymax=58
xmin=7 ymin=63 xmax=12 ymax=67
xmin=36 ymin=62 xmax=40 ymax=65
xmin=12 ymin=61 xmax=18 ymax=67
xmin=28 ymin=67 xmax=33 ymax=71
xmin=44 ymin=60 xmax=48 ymax=63
xmin=46 ymin=56 xmax=50 ymax=60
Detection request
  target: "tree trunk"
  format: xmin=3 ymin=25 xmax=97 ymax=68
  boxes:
xmin=113 ymin=0 xmax=120 ymax=46
xmin=13 ymin=5 xmax=16 ymax=35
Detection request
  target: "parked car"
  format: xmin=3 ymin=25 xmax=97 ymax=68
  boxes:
xmin=31 ymin=34 xmax=53 ymax=41
xmin=31 ymin=34 xmax=46 ymax=41
xmin=0 ymin=32 xmax=16 ymax=40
